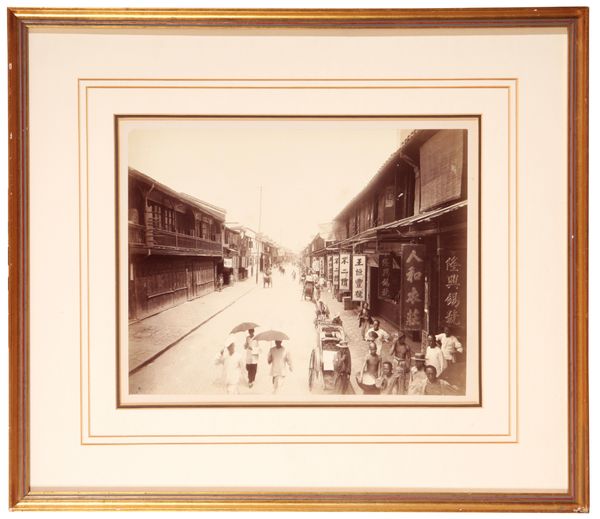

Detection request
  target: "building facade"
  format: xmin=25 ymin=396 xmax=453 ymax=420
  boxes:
xmin=309 ymin=129 xmax=468 ymax=342
xmin=128 ymin=168 xmax=226 ymax=321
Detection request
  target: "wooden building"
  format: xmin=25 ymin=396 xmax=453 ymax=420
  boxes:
xmin=226 ymin=224 xmax=256 ymax=280
xmin=328 ymin=129 xmax=468 ymax=339
xmin=223 ymin=226 xmax=241 ymax=285
xmin=128 ymin=168 xmax=226 ymax=321
xmin=307 ymin=231 xmax=336 ymax=276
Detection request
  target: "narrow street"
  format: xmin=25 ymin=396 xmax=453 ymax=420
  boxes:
xmin=130 ymin=270 xmax=324 ymax=396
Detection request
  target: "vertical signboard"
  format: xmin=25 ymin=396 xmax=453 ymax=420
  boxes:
xmin=339 ymin=253 xmax=351 ymax=291
xmin=439 ymin=250 xmax=466 ymax=329
xmin=400 ymin=244 xmax=426 ymax=331
xmin=378 ymin=254 xmax=400 ymax=300
xmin=327 ymin=255 xmax=333 ymax=282
xmin=319 ymin=257 xmax=325 ymax=276
xmin=333 ymin=254 xmax=340 ymax=288
xmin=352 ymin=254 xmax=367 ymax=301
xmin=312 ymin=258 xmax=320 ymax=273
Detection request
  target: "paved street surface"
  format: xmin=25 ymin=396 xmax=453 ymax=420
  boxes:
xmin=129 ymin=268 xmax=464 ymax=396
xmin=128 ymin=278 xmax=255 ymax=372
xmin=130 ymin=270 xmax=319 ymax=396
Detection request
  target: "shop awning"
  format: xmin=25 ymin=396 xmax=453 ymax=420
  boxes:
xmin=380 ymin=199 xmax=467 ymax=231
xmin=333 ymin=199 xmax=467 ymax=247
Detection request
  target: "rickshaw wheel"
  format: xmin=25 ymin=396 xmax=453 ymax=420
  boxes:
xmin=308 ymin=351 xmax=316 ymax=391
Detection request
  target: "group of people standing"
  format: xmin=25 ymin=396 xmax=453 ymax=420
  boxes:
xmin=353 ymin=302 xmax=463 ymax=396
xmin=215 ymin=328 xmax=293 ymax=395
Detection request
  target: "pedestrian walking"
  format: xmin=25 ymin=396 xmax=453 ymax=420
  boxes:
xmin=267 ymin=340 xmax=293 ymax=393
xmin=333 ymin=340 xmax=353 ymax=394
xmin=215 ymin=341 xmax=245 ymax=394
xmin=244 ymin=328 xmax=260 ymax=388
xmin=358 ymin=302 xmax=372 ymax=340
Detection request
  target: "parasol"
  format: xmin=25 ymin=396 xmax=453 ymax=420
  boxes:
xmin=254 ymin=330 xmax=290 ymax=342
xmin=230 ymin=322 xmax=260 ymax=334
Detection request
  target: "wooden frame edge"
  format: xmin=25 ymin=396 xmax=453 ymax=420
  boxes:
xmin=8 ymin=7 xmax=29 ymax=511
xmin=7 ymin=6 xmax=589 ymax=512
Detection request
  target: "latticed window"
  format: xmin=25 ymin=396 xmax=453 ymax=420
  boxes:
xmin=151 ymin=204 xmax=162 ymax=229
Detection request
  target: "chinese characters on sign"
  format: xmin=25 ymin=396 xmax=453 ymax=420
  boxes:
xmin=339 ymin=253 xmax=351 ymax=291
xmin=378 ymin=255 xmax=392 ymax=299
xmin=327 ymin=255 xmax=333 ymax=283
xmin=378 ymin=254 xmax=401 ymax=301
xmin=312 ymin=258 xmax=320 ymax=273
xmin=400 ymin=244 xmax=425 ymax=330
xmin=319 ymin=257 xmax=325 ymax=276
xmin=333 ymin=254 xmax=340 ymax=288
xmin=351 ymin=254 xmax=366 ymax=301
xmin=439 ymin=250 xmax=466 ymax=329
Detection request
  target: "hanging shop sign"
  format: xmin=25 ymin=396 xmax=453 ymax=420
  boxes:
xmin=327 ymin=255 xmax=333 ymax=282
xmin=378 ymin=254 xmax=400 ymax=301
xmin=351 ymin=254 xmax=367 ymax=302
xmin=312 ymin=258 xmax=320 ymax=273
xmin=339 ymin=253 xmax=351 ymax=291
xmin=319 ymin=256 xmax=325 ymax=275
xmin=400 ymin=244 xmax=426 ymax=331
xmin=333 ymin=254 xmax=340 ymax=288
xmin=439 ymin=249 xmax=466 ymax=329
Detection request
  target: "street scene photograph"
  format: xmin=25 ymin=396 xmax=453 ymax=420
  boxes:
xmin=119 ymin=118 xmax=478 ymax=405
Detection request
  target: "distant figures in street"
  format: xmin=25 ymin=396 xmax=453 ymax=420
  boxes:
xmin=263 ymin=267 xmax=272 ymax=288
xmin=268 ymin=340 xmax=293 ymax=394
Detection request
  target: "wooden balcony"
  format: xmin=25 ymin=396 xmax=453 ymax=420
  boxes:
xmin=129 ymin=223 xmax=222 ymax=256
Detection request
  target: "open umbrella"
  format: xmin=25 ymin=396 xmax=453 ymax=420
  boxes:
xmin=254 ymin=330 xmax=290 ymax=342
xmin=230 ymin=322 xmax=260 ymax=334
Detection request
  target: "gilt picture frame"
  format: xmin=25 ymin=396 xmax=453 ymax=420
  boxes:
xmin=7 ymin=7 xmax=588 ymax=511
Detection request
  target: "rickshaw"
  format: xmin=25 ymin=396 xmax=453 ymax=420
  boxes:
xmin=302 ymin=279 xmax=315 ymax=300
xmin=308 ymin=321 xmax=346 ymax=392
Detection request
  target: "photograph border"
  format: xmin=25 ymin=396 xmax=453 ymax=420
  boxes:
xmin=8 ymin=7 xmax=588 ymax=511
xmin=115 ymin=113 xmax=482 ymax=409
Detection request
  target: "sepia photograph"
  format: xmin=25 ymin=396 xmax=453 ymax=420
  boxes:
xmin=117 ymin=117 xmax=479 ymax=406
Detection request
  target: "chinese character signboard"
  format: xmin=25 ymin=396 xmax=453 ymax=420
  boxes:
xmin=312 ymin=258 xmax=320 ymax=273
xmin=327 ymin=255 xmax=333 ymax=282
xmin=333 ymin=254 xmax=340 ymax=288
xmin=378 ymin=254 xmax=393 ymax=299
xmin=319 ymin=257 xmax=325 ymax=275
xmin=339 ymin=253 xmax=351 ymax=291
xmin=352 ymin=254 xmax=366 ymax=301
xmin=400 ymin=244 xmax=425 ymax=331
xmin=439 ymin=250 xmax=466 ymax=329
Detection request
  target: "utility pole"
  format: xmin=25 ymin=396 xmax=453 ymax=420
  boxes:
xmin=255 ymin=185 xmax=262 ymax=284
